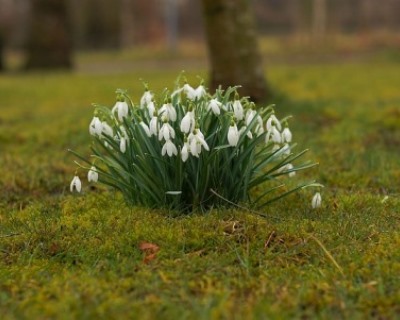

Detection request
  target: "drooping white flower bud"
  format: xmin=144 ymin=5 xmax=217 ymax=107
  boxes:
xmin=120 ymin=137 xmax=127 ymax=153
xmin=181 ymin=142 xmax=189 ymax=162
xmin=266 ymin=114 xmax=282 ymax=131
xmin=162 ymin=140 xmax=178 ymax=157
xmin=158 ymin=122 xmax=175 ymax=141
xmin=282 ymin=127 xmax=292 ymax=143
xmin=265 ymin=125 xmax=281 ymax=144
xmin=183 ymin=83 xmax=196 ymax=100
xmin=228 ymin=123 xmax=240 ymax=146
xmin=70 ymin=176 xmax=82 ymax=193
xmin=158 ymin=100 xmax=177 ymax=122
xmin=311 ymin=192 xmax=322 ymax=209
xmin=232 ymin=100 xmax=244 ymax=121
xmin=140 ymin=89 xmax=153 ymax=108
xmin=112 ymin=101 xmax=129 ymax=121
xmin=180 ymin=111 xmax=195 ymax=134
xmin=88 ymin=166 xmax=98 ymax=182
xmin=101 ymin=122 xmax=114 ymax=138
xmin=89 ymin=117 xmax=103 ymax=136
xmin=194 ymin=85 xmax=206 ymax=100
xmin=149 ymin=116 xmax=159 ymax=136
xmin=208 ymin=99 xmax=222 ymax=115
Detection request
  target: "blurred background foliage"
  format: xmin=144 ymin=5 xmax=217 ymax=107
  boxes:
xmin=1 ymin=0 xmax=400 ymax=70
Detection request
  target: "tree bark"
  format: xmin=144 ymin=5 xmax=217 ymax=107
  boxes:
xmin=201 ymin=0 xmax=269 ymax=102
xmin=25 ymin=0 xmax=72 ymax=69
xmin=0 ymin=33 xmax=4 ymax=71
xmin=312 ymin=0 xmax=327 ymax=42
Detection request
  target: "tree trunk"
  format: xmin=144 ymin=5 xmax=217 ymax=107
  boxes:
xmin=25 ymin=0 xmax=72 ymax=69
xmin=312 ymin=0 xmax=327 ymax=42
xmin=201 ymin=0 xmax=269 ymax=102
xmin=0 ymin=33 xmax=4 ymax=71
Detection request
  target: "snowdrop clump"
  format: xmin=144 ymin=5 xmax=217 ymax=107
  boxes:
xmin=70 ymin=78 xmax=321 ymax=212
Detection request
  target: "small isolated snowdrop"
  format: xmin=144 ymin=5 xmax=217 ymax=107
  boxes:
xmin=281 ymin=127 xmax=292 ymax=143
xmin=112 ymin=100 xmax=129 ymax=121
xmin=159 ymin=121 xmax=176 ymax=141
xmin=311 ymin=192 xmax=322 ymax=209
xmin=266 ymin=114 xmax=282 ymax=131
xmin=180 ymin=109 xmax=195 ymax=134
xmin=227 ymin=122 xmax=240 ymax=146
xmin=70 ymin=175 xmax=82 ymax=193
xmin=162 ymin=139 xmax=178 ymax=157
xmin=89 ymin=116 xmax=103 ymax=136
xmin=140 ymin=89 xmax=153 ymax=108
xmin=207 ymin=98 xmax=222 ymax=116
xmin=88 ymin=166 xmax=98 ymax=182
xmin=158 ymin=99 xmax=177 ymax=122
xmin=232 ymin=97 xmax=244 ymax=121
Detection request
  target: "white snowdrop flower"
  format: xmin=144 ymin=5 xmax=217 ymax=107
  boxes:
xmin=312 ymin=192 xmax=322 ymax=209
xmin=286 ymin=163 xmax=296 ymax=177
xmin=228 ymin=123 xmax=240 ymax=146
xmin=146 ymin=100 xmax=156 ymax=118
xmin=149 ymin=116 xmax=159 ymax=136
xmin=265 ymin=125 xmax=281 ymax=144
xmin=70 ymin=176 xmax=82 ymax=193
xmin=139 ymin=121 xmax=151 ymax=137
xmin=188 ymin=129 xmax=209 ymax=157
xmin=101 ymin=122 xmax=113 ymax=137
xmin=112 ymin=101 xmax=129 ymax=121
xmin=158 ymin=100 xmax=177 ymax=122
xmin=120 ymin=137 xmax=127 ymax=153
xmin=180 ymin=111 xmax=195 ymax=134
xmin=232 ymin=100 xmax=244 ymax=120
xmin=239 ymin=126 xmax=253 ymax=139
xmin=183 ymin=83 xmax=196 ymax=100
xmin=140 ymin=90 xmax=153 ymax=108
xmin=181 ymin=142 xmax=189 ymax=162
xmin=158 ymin=122 xmax=175 ymax=141
xmin=207 ymin=99 xmax=222 ymax=115
xmin=88 ymin=166 xmax=98 ymax=182
xmin=282 ymin=127 xmax=292 ymax=143
xmin=245 ymin=109 xmax=257 ymax=126
xmin=162 ymin=139 xmax=178 ymax=157
xmin=194 ymin=85 xmax=206 ymax=100
xmin=89 ymin=117 xmax=103 ymax=136
xmin=266 ymin=114 xmax=282 ymax=131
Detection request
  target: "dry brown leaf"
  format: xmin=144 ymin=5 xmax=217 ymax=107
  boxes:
xmin=139 ymin=242 xmax=160 ymax=253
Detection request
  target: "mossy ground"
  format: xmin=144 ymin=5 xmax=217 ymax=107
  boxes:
xmin=1 ymin=51 xmax=400 ymax=319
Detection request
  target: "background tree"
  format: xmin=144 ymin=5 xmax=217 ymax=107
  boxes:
xmin=201 ymin=0 xmax=269 ymax=102
xmin=0 ymin=33 xmax=4 ymax=71
xmin=25 ymin=0 xmax=72 ymax=69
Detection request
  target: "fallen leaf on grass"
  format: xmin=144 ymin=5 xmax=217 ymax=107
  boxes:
xmin=139 ymin=242 xmax=160 ymax=264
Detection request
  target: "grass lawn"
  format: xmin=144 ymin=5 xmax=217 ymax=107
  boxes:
xmin=1 ymin=55 xmax=400 ymax=319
